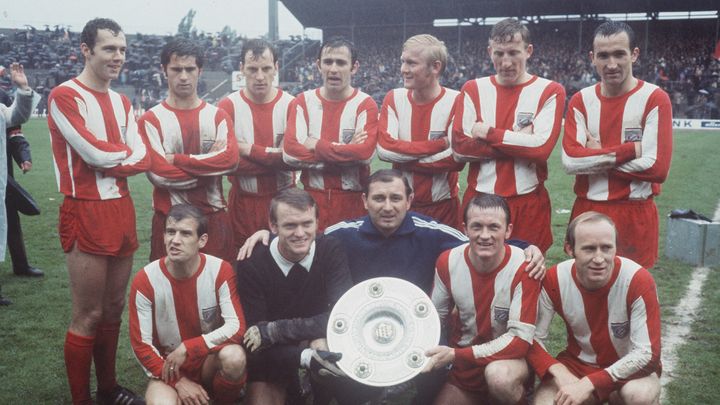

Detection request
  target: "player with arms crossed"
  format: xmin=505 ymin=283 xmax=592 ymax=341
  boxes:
xmin=218 ymin=39 xmax=296 ymax=247
xmin=139 ymin=38 xmax=239 ymax=262
xmin=47 ymin=18 xmax=149 ymax=405
xmin=562 ymin=21 xmax=672 ymax=269
xmin=377 ymin=34 xmax=464 ymax=229
xmin=453 ymin=18 xmax=565 ymax=252
xmin=282 ymin=37 xmax=378 ymax=230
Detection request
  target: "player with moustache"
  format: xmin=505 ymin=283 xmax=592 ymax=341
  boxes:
xmin=218 ymin=39 xmax=296 ymax=248
xmin=139 ymin=38 xmax=239 ymax=263
xmin=48 ymin=18 xmax=149 ymax=404
xmin=561 ymin=21 xmax=672 ymax=269
xmin=129 ymin=204 xmax=247 ymax=405
xmin=282 ymin=37 xmax=378 ymax=230
xmin=377 ymin=34 xmax=464 ymax=229
xmin=527 ymin=212 xmax=661 ymax=405
xmin=452 ymin=18 xmax=566 ymax=253
xmin=423 ymin=194 xmax=541 ymax=405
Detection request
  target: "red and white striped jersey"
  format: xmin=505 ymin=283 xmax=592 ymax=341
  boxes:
xmin=377 ymin=87 xmax=464 ymax=204
xmin=452 ymin=75 xmax=565 ymax=197
xmin=138 ymin=101 xmax=239 ymax=215
xmin=283 ymin=88 xmax=378 ymax=192
xmin=432 ymin=244 xmax=540 ymax=367
xmin=48 ymin=78 xmax=149 ymax=200
xmin=562 ymin=81 xmax=673 ymax=201
xmin=218 ymin=89 xmax=296 ymax=196
xmin=527 ymin=257 xmax=662 ymax=400
xmin=128 ymin=254 xmax=246 ymax=380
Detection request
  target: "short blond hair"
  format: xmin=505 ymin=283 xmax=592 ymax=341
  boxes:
xmin=403 ymin=34 xmax=448 ymax=75
xmin=565 ymin=211 xmax=616 ymax=250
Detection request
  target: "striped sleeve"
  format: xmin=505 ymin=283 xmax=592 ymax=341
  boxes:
xmin=172 ymin=109 xmax=240 ymax=176
xmin=282 ymin=95 xmax=324 ymax=169
xmin=103 ymin=99 xmax=150 ymax=177
xmin=455 ymin=265 xmax=540 ymax=367
xmin=588 ymin=269 xmax=662 ymax=401
xmin=128 ymin=269 xmax=166 ymax=379
xmin=431 ymin=249 xmax=454 ymax=326
xmin=48 ymin=87 xmax=131 ymax=168
xmin=314 ymin=97 xmax=378 ymax=164
xmin=561 ymin=91 xmax=638 ymax=175
xmin=485 ymin=82 xmax=565 ymax=163
xmin=451 ymin=80 xmax=505 ymax=162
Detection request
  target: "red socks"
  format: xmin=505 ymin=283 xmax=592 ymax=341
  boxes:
xmin=93 ymin=321 xmax=121 ymax=393
xmin=64 ymin=331 xmax=95 ymax=405
xmin=212 ymin=371 xmax=246 ymax=404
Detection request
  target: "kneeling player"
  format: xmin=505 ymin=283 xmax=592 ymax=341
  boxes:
xmin=129 ymin=204 xmax=247 ymax=404
xmin=423 ymin=194 xmax=541 ymax=404
xmin=236 ymin=188 xmax=353 ymax=405
xmin=528 ymin=212 xmax=661 ymax=405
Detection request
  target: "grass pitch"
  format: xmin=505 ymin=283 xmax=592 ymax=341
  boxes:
xmin=0 ymin=119 xmax=718 ymax=404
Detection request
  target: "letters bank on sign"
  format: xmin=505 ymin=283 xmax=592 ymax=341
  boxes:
xmin=671 ymin=118 xmax=720 ymax=131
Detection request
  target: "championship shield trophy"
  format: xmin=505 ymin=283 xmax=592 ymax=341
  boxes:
xmin=327 ymin=277 xmax=441 ymax=387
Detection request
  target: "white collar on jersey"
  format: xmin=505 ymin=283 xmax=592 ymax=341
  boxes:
xmin=269 ymin=237 xmax=316 ymax=276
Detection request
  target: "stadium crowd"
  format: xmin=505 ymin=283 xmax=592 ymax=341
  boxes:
xmin=1 ymin=21 xmax=718 ymax=118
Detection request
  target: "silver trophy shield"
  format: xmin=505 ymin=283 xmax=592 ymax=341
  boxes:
xmin=327 ymin=277 xmax=441 ymax=387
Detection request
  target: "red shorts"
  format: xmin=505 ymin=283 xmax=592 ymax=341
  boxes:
xmin=306 ymin=188 xmax=366 ymax=231
xmin=463 ymin=186 xmax=553 ymax=252
xmin=448 ymin=361 xmax=489 ymax=394
xmin=151 ymin=210 xmax=236 ymax=263
xmin=228 ymin=189 xmax=275 ymax=248
xmin=59 ymin=196 xmax=138 ymax=257
xmin=412 ymin=197 xmax=462 ymax=230
xmin=570 ymin=198 xmax=658 ymax=268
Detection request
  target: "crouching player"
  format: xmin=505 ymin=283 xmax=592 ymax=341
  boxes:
xmin=129 ymin=204 xmax=247 ymax=404
xmin=423 ymin=194 xmax=542 ymax=404
xmin=528 ymin=211 xmax=661 ymax=405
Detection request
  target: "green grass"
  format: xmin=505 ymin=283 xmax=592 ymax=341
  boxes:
xmin=0 ymin=120 xmax=718 ymax=404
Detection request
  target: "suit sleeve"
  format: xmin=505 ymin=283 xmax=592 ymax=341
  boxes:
xmin=454 ymin=267 xmax=540 ymax=367
xmin=451 ymin=82 xmax=506 ymax=162
xmin=172 ymin=109 xmax=240 ymax=176
xmin=2 ymin=87 xmax=34 ymax=128
xmin=561 ymin=93 xmax=639 ymax=175
xmin=314 ymin=98 xmax=379 ymax=164
xmin=484 ymin=83 xmax=565 ymax=163
xmin=48 ymin=88 xmax=131 ymax=168
xmin=586 ymin=269 xmax=662 ymax=401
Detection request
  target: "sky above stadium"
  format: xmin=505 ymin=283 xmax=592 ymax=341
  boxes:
xmin=0 ymin=0 xmax=319 ymax=39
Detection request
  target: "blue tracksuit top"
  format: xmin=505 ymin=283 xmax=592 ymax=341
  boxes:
xmin=324 ymin=212 xmax=467 ymax=294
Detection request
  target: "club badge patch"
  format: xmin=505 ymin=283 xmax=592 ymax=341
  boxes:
xmin=429 ymin=130 xmax=446 ymax=140
xmin=516 ymin=112 xmax=534 ymax=128
xmin=494 ymin=306 xmax=510 ymax=322
xmin=276 ymin=133 xmax=285 ymax=147
xmin=624 ymin=127 xmax=643 ymax=142
xmin=611 ymin=321 xmax=630 ymax=339
xmin=201 ymin=305 xmax=221 ymax=331
xmin=342 ymin=128 xmax=355 ymax=144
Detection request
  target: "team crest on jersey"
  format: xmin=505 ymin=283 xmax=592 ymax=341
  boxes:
xmin=429 ymin=130 xmax=445 ymax=140
xmin=342 ymin=128 xmax=356 ymax=144
xmin=493 ymin=306 xmax=510 ymax=322
xmin=201 ymin=305 xmax=221 ymax=332
xmin=611 ymin=321 xmax=630 ymax=338
xmin=516 ymin=112 xmax=534 ymax=128
xmin=624 ymin=127 xmax=643 ymax=142
xmin=201 ymin=139 xmax=216 ymax=153
xmin=276 ymin=133 xmax=285 ymax=146
xmin=120 ymin=125 xmax=127 ymax=139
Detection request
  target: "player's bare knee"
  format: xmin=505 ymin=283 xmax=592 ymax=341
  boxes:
xmin=218 ymin=344 xmax=247 ymax=379
xmin=619 ymin=378 xmax=660 ymax=405
xmin=485 ymin=360 xmax=527 ymax=403
xmin=146 ymin=397 xmax=176 ymax=405
xmin=309 ymin=338 xmax=328 ymax=350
